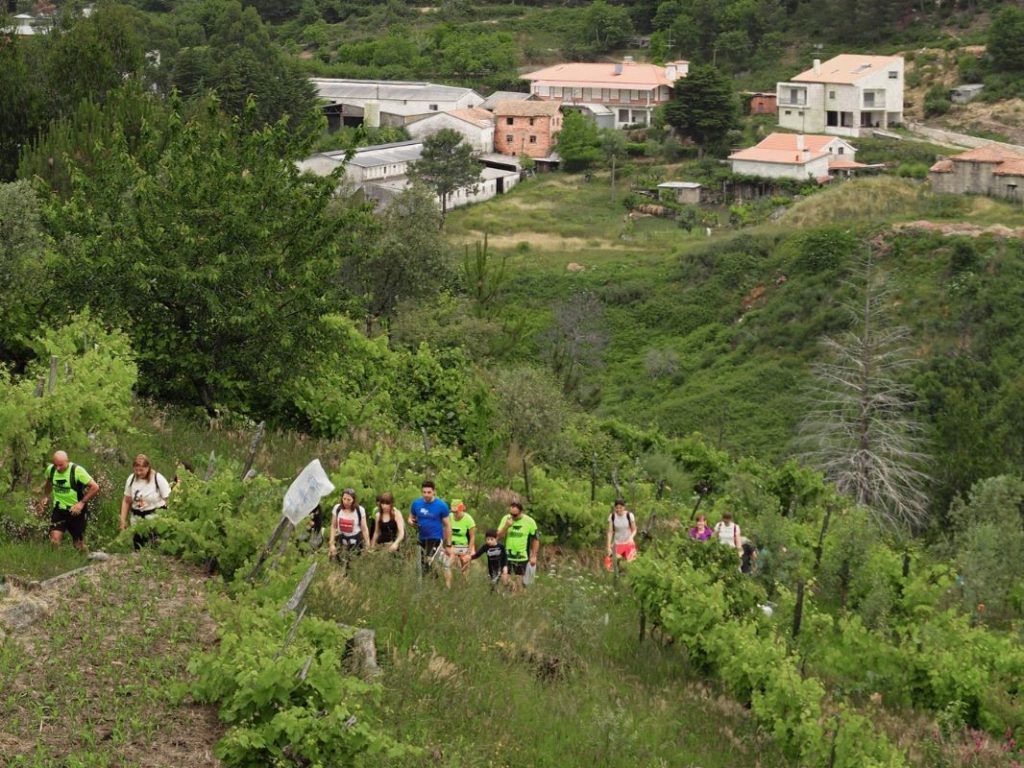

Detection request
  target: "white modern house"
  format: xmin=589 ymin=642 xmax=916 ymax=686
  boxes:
xmin=405 ymin=108 xmax=495 ymax=155
xmin=311 ymin=78 xmax=485 ymax=129
xmin=729 ymin=133 xmax=861 ymax=181
xmin=776 ymin=54 xmax=904 ymax=137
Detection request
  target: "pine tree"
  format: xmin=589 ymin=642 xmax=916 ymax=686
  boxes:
xmin=663 ymin=64 xmax=737 ymax=158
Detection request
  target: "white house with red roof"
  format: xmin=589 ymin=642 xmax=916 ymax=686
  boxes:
xmin=406 ymin=107 xmax=496 ymax=154
xmin=929 ymin=144 xmax=1024 ymax=201
xmin=523 ymin=58 xmax=688 ymax=128
xmin=776 ymin=54 xmax=904 ymax=137
xmin=729 ymin=133 xmax=861 ymax=181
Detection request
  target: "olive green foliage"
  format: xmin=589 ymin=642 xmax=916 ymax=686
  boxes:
xmin=0 ymin=181 xmax=51 ymax=365
xmin=555 ymin=110 xmax=602 ymax=172
xmin=43 ymin=99 xmax=357 ymax=415
xmin=663 ymin=64 xmax=738 ymax=158
xmin=571 ymin=0 xmax=634 ymax=54
xmin=987 ymin=5 xmax=1024 ymax=73
xmin=0 ymin=312 xmax=137 ymax=492
xmin=408 ymin=128 xmax=480 ymax=219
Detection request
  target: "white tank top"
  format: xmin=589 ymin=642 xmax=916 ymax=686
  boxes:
xmin=610 ymin=511 xmax=635 ymax=544
xmin=716 ymin=521 xmax=739 ymax=548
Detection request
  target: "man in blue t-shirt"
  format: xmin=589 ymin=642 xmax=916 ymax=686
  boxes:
xmin=407 ymin=479 xmax=452 ymax=575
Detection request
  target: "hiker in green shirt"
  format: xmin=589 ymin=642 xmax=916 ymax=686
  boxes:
xmin=38 ymin=450 xmax=100 ymax=552
xmin=497 ymin=501 xmax=539 ymax=593
xmin=447 ymin=499 xmax=476 ymax=587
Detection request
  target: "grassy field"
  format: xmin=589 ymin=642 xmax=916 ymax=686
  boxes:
xmin=309 ymin=550 xmax=789 ymax=768
xmin=0 ymin=556 xmax=221 ymax=767
xmin=0 ymin=543 xmax=87 ymax=583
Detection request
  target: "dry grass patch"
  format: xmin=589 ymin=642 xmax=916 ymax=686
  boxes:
xmin=0 ymin=556 xmax=222 ymax=768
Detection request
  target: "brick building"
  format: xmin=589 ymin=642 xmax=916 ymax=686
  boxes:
xmin=493 ymin=100 xmax=563 ymax=159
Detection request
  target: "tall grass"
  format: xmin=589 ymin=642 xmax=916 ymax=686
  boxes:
xmin=0 ymin=542 xmax=87 ymax=582
xmin=307 ymin=550 xmax=787 ymax=768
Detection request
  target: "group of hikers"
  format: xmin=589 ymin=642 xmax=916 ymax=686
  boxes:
xmin=689 ymin=511 xmax=758 ymax=574
xmin=38 ymin=450 xmax=755 ymax=582
xmin=312 ymin=479 xmax=540 ymax=592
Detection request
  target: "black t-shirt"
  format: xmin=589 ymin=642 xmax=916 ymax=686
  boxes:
xmin=375 ymin=513 xmax=399 ymax=544
xmin=471 ymin=542 xmax=507 ymax=578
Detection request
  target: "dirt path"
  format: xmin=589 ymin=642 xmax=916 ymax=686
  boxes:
xmin=0 ymin=556 xmax=222 ymax=767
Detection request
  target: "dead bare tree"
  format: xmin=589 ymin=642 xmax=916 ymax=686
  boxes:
xmin=797 ymin=251 xmax=930 ymax=531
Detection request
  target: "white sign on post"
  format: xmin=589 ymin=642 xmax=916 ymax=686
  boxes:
xmin=283 ymin=459 xmax=336 ymax=525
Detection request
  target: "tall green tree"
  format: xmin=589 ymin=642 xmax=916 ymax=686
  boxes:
xmin=555 ymin=110 xmax=601 ymax=172
xmin=575 ymin=0 xmax=634 ymax=54
xmin=663 ymin=64 xmax=737 ymax=158
xmin=44 ymin=100 xmax=359 ymax=414
xmin=408 ymin=128 xmax=479 ymax=222
xmin=988 ymin=5 xmax=1024 ymax=73
xmin=0 ymin=32 xmax=46 ymax=180
xmin=0 ymin=181 xmax=52 ymax=366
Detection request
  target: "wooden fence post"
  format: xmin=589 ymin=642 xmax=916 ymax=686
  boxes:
xmin=47 ymin=356 xmax=58 ymax=393
xmin=246 ymin=517 xmax=291 ymax=583
xmin=522 ymin=457 xmax=531 ymax=502
xmin=240 ymin=421 xmax=266 ymax=481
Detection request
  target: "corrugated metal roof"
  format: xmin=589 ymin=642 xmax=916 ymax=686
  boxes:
xmin=311 ymin=78 xmax=481 ymax=104
xmin=347 ymin=141 xmax=424 ymax=168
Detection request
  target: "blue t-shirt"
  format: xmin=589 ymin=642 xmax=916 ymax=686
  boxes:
xmin=410 ymin=497 xmax=450 ymax=541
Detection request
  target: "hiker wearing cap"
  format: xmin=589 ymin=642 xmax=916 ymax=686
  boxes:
xmin=497 ymin=501 xmax=539 ymax=593
xmin=329 ymin=488 xmax=369 ymax=563
xmin=408 ymin=479 xmax=452 ymax=576
xmin=448 ymin=499 xmax=476 ymax=585
xmin=39 ymin=450 xmax=100 ymax=552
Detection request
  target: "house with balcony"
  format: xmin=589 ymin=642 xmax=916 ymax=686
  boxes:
xmin=729 ymin=133 xmax=861 ymax=181
xmin=493 ymin=100 xmax=562 ymax=159
xmin=776 ymin=54 xmax=904 ymax=138
xmin=522 ymin=58 xmax=688 ymax=128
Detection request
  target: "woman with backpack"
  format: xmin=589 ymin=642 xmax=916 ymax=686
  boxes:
xmin=370 ymin=491 xmax=405 ymax=553
xmin=120 ymin=454 xmax=172 ymax=549
xmin=713 ymin=511 xmax=742 ymax=557
xmin=329 ymin=488 xmax=370 ymax=563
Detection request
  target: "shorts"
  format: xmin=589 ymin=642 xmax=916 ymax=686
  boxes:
xmin=418 ymin=539 xmax=444 ymax=571
xmin=508 ymin=560 xmax=528 ymax=576
xmin=50 ymin=505 xmax=88 ymax=542
xmin=453 ymin=544 xmax=470 ymax=556
xmin=614 ymin=542 xmax=638 ymax=561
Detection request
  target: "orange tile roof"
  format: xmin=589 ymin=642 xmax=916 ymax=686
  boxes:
xmin=993 ymin=159 xmax=1024 ymax=176
xmin=492 ymin=100 xmax=561 ymax=117
xmin=952 ymin=143 xmax=1024 ymax=164
xmin=756 ymin=132 xmax=846 ymax=153
xmin=447 ymin=107 xmax=494 ymax=127
xmin=929 ymin=158 xmax=954 ymax=173
xmin=729 ymin=147 xmax=828 ymax=165
xmin=523 ymin=61 xmax=685 ymax=88
xmin=791 ymin=54 xmax=902 ymax=84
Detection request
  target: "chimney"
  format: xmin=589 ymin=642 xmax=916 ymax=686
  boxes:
xmin=813 ymin=58 xmax=821 ymax=74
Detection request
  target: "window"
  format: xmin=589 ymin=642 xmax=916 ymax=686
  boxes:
xmin=837 ymin=147 xmax=844 ymax=154
xmin=888 ymin=70 xmax=898 ymax=79
xmin=550 ymin=87 xmax=562 ymax=98
xmin=829 ymin=90 xmax=835 ymax=99
xmin=529 ymin=136 xmax=537 ymax=144
xmin=785 ymin=110 xmax=792 ymax=116
xmin=528 ymin=117 xmax=535 ymax=126
xmin=505 ymin=134 xmax=513 ymax=143
xmin=506 ymin=117 xmax=514 ymax=125
xmin=618 ymin=109 xmax=629 ymax=122
xmin=429 ymin=104 xmax=438 ymax=111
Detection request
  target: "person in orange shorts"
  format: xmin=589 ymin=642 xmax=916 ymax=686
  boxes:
xmin=605 ymin=499 xmax=637 ymax=569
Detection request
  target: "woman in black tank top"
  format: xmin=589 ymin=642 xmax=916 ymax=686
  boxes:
xmin=370 ymin=491 xmax=405 ymax=552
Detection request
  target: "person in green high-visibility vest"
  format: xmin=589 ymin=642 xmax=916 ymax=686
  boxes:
xmin=497 ymin=501 xmax=539 ymax=593
xmin=38 ymin=450 xmax=100 ymax=552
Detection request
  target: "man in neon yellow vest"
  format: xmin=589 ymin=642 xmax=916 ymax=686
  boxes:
xmin=40 ymin=450 xmax=100 ymax=552
xmin=497 ymin=501 xmax=539 ymax=593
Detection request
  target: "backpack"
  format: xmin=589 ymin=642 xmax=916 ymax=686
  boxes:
xmin=609 ymin=511 xmax=635 ymax=528
xmin=50 ymin=463 xmax=88 ymax=511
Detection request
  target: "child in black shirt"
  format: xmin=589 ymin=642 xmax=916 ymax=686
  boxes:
xmin=471 ymin=530 xmax=508 ymax=587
